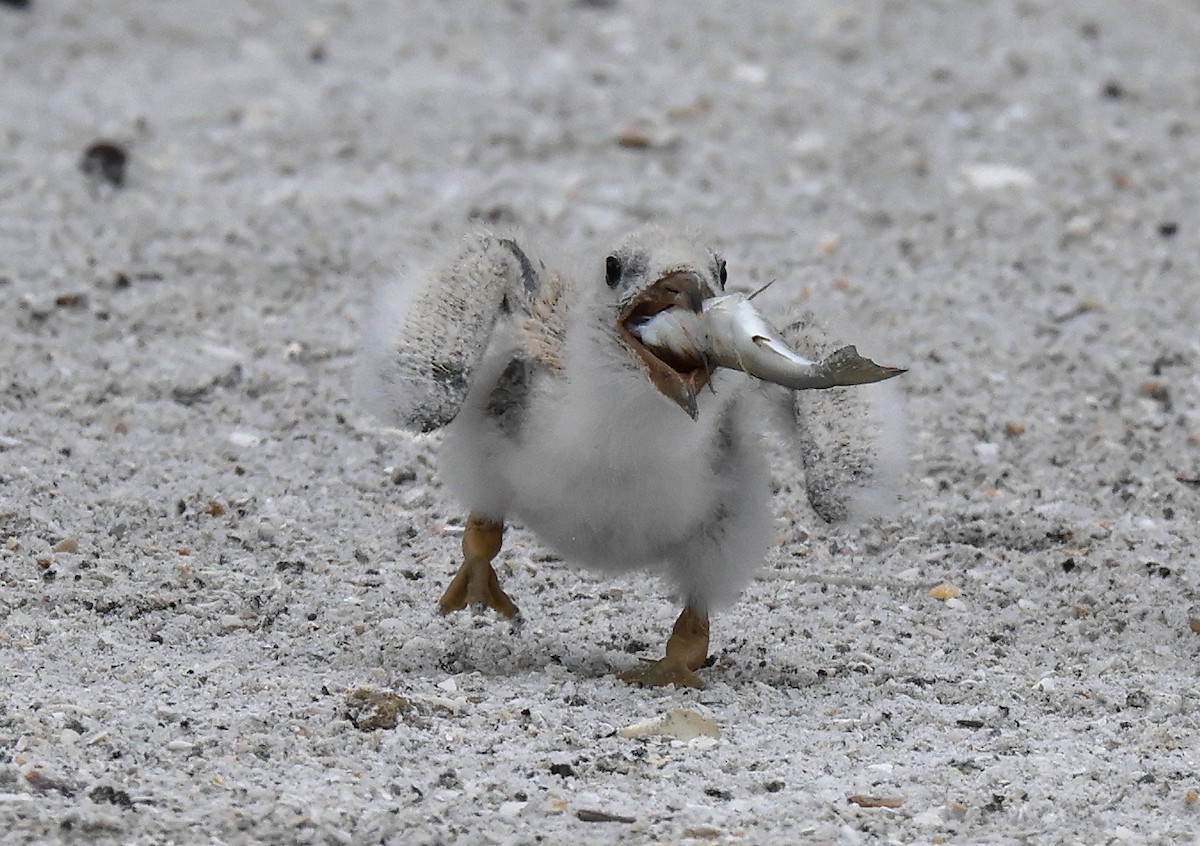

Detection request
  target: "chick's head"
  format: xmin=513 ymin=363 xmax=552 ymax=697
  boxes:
xmin=603 ymin=227 xmax=728 ymax=420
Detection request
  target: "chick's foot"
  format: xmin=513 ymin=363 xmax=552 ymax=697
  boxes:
xmin=620 ymin=605 xmax=710 ymax=689
xmin=437 ymin=515 xmax=520 ymax=619
xmin=620 ymin=655 xmax=705 ymax=689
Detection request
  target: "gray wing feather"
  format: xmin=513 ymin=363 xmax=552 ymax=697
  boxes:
xmin=779 ymin=312 xmax=906 ymax=523
xmin=360 ymin=233 xmax=542 ymax=433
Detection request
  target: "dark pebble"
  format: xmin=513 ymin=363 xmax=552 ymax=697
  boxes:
xmin=576 ymin=809 xmax=636 ymax=823
xmin=80 ymin=141 xmax=128 ymax=188
xmin=89 ymin=785 xmax=133 ymax=807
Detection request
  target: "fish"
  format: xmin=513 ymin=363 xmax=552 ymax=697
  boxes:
xmin=629 ymin=291 xmax=905 ymax=391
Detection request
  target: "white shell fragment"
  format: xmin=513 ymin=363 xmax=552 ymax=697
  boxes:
xmin=631 ymin=292 xmax=905 ymax=391
xmin=617 ymin=708 xmax=720 ymax=741
xmin=958 ymin=163 xmax=1035 ymax=192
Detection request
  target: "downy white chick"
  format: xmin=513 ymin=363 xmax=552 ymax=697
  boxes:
xmin=360 ymin=226 xmax=905 ymax=688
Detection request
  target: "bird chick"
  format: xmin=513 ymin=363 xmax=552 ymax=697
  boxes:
xmin=360 ymin=226 xmax=905 ymax=688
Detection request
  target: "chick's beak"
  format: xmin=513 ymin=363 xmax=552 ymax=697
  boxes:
xmin=653 ymin=271 xmax=706 ymax=315
xmin=618 ymin=271 xmax=714 ymax=420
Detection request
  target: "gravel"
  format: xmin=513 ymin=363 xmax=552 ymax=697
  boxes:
xmin=2 ymin=1 xmax=1198 ymax=843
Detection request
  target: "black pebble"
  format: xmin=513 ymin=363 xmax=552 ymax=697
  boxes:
xmin=1 ymin=0 xmax=32 ymax=9
xmin=89 ymin=785 xmax=133 ymax=807
xmin=1102 ymin=81 xmax=1124 ymax=99
xmin=1126 ymin=690 xmax=1150 ymax=709
xmin=1158 ymin=222 xmax=1178 ymax=238
xmin=80 ymin=141 xmax=128 ymax=188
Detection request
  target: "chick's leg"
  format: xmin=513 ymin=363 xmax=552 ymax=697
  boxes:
xmin=437 ymin=514 xmax=520 ymax=618
xmin=620 ymin=605 xmax=710 ymax=689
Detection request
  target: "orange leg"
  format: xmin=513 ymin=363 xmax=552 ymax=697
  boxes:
xmin=436 ymin=514 xmax=519 ymax=619
xmin=620 ymin=604 xmax=710 ymax=689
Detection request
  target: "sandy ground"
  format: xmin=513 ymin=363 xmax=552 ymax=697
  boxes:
xmin=2 ymin=1 xmax=1199 ymax=843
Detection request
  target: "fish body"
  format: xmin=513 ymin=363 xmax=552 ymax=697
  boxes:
xmin=629 ymin=291 xmax=905 ymax=392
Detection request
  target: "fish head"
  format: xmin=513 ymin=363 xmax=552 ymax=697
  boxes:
xmin=605 ymin=228 xmax=727 ymax=419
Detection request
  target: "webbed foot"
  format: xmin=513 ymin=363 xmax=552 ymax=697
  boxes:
xmin=437 ymin=515 xmax=520 ymax=619
xmin=620 ymin=604 xmax=710 ymax=689
xmin=619 ymin=655 xmax=705 ymax=689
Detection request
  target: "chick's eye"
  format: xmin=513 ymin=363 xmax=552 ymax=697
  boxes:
xmin=718 ymin=259 xmax=728 ymax=287
xmin=605 ymin=255 xmax=623 ymax=288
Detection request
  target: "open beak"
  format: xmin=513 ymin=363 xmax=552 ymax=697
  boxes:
xmin=618 ymin=271 xmax=714 ymax=420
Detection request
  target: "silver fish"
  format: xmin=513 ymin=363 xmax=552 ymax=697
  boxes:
xmin=631 ymin=292 xmax=905 ymax=391
xmin=702 ymin=293 xmax=905 ymax=389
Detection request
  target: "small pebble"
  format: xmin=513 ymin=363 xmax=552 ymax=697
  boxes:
xmin=576 ymin=809 xmax=636 ymax=824
xmin=818 ymin=233 xmax=840 ymax=257
xmin=790 ymin=131 xmax=827 ymax=157
xmin=927 ymin=582 xmax=960 ymax=601
xmin=974 ymin=442 xmax=1000 ymax=463
xmin=848 ymin=794 xmax=903 ymax=809
xmin=959 ymin=163 xmax=1034 ymax=191
xmin=1125 ymin=690 xmax=1150 ymax=709
xmin=80 ymin=141 xmax=128 ymax=188
xmin=731 ymin=63 xmax=768 ymax=85
xmin=1064 ymin=215 xmax=1096 ymax=239
xmin=615 ymin=126 xmax=678 ymax=150
xmin=228 ymin=431 xmax=261 ymax=448
xmin=344 ymin=687 xmax=412 ymax=731
xmin=256 ymin=519 xmax=277 ymax=543
xmin=912 ymin=808 xmax=944 ymax=828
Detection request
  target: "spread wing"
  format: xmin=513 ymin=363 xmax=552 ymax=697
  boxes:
xmin=774 ymin=312 xmax=908 ymax=523
xmin=359 ymin=233 xmax=567 ymax=433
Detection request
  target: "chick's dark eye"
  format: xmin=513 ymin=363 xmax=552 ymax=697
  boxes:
xmin=605 ymin=255 xmax=622 ymax=288
xmin=718 ymin=259 xmax=728 ymax=287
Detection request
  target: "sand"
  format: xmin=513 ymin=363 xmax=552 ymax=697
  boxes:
xmin=2 ymin=1 xmax=1198 ymax=843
